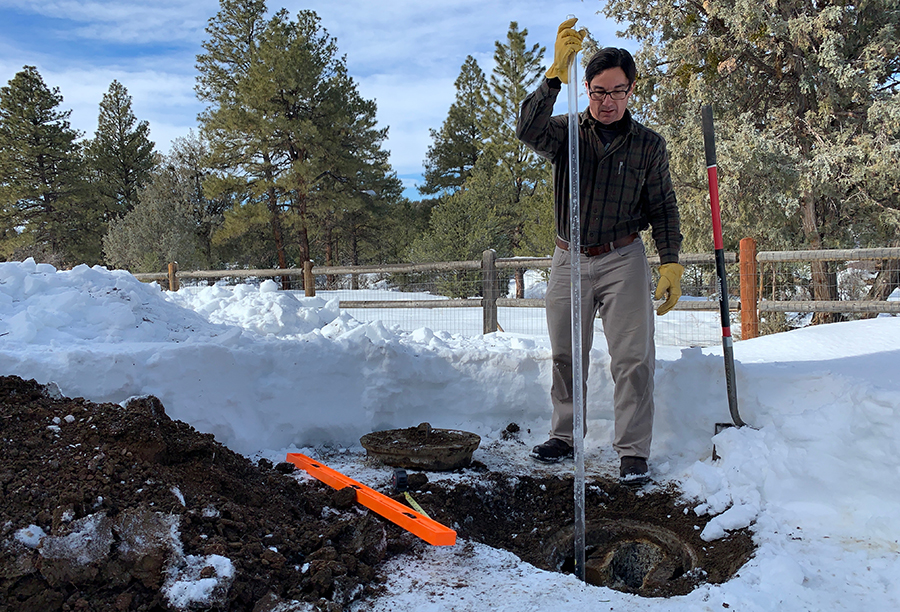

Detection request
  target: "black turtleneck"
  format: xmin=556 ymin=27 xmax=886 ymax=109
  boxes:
xmin=587 ymin=113 xmax=630 ymax=148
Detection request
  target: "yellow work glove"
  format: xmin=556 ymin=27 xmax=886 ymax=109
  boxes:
xmin=545 ymin=18 xmax=586 ymax=84
xmin=654 ymin=263 xmax=684 ymax=316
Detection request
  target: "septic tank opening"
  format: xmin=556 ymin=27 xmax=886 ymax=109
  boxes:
xmin=601 ymin=540 xmax=667 ymax=589
xmin=551 ymin=519 xmax=699 ymax=593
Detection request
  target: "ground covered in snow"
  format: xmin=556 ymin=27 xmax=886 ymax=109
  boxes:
xmin=1 ymin=259 xmax=899 ymax=611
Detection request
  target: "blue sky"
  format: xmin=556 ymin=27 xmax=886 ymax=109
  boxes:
xmin=0 ymin=0 xmax=635 ymax=198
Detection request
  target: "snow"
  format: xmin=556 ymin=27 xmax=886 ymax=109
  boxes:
xmin=163 ymin=553 xmax=235 ymax=609
xmin=14 ymin=525 xmax=47 ymax=549
xmin=39 ymin=513 xmax=114 ymax=565
xmin=2 ymin=258 xmax=900 ymax=611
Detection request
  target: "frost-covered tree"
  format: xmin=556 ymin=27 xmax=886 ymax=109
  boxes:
xmin=603 ymin=0 xmax=900 ymax=321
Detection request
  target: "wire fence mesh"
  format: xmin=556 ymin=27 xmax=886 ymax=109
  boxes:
xmin=305 ymin=260 xmax=736 ymax=347
xmin=757 ymin=256 xmax=900 ymax=332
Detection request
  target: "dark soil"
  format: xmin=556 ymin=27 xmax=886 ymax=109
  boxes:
xmin=408 ymin=467 xmax=754 ymax=597
xmin=0 ymin=375 xmax=755 ymax=611
xmin=0 ymin=376 xmax=411 ymax=612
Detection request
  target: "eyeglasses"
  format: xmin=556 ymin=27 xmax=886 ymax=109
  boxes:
xmin=587 ymin=88 xmax=631 ymax=102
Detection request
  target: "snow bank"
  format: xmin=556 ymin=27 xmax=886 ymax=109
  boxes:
xmin=2 ymin=258 xmax=900 ymax=611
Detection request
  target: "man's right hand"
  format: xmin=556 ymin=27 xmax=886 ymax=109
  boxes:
xmin=545 ymin=18 xmax=586 ymax=84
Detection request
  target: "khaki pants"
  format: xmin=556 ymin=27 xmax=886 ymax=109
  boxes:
xmin=545 ymin=239 xmax=656 ymax=459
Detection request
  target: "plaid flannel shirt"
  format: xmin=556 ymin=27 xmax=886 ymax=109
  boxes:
xmin=516 ymin=78 xmax=682 ymax=264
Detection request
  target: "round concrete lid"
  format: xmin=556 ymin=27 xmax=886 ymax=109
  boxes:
xmin=360 ymin=422 xmax=481 ymax=471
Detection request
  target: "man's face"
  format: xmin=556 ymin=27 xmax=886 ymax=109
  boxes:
xmin=585 ymin=67 xmax=632 ymax=125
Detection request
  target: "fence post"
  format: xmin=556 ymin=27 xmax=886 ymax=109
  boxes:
xmin=482 ymin=249 xmax=498 ymax=334
xmin=739 ymin=237 xmax=758 ymax=339
xmin=167 ymin=262 xmax=179 ymax=292
xmin=303 ymin=261 xmax=315 ymax=297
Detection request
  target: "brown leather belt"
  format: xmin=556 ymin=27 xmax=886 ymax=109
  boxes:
xmin=555 ymin=233 xmax=638 ymax=256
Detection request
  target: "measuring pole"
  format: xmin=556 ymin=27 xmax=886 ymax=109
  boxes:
xmin=701 ymin=105 xmax=745 ymax=428
xmin=566 ymin=26 xmax=586 ymax=582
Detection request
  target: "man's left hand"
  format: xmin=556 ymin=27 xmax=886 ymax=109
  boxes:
xmin=654 ymin=263 xmax=684 ymax=316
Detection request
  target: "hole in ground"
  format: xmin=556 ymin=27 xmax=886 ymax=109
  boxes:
xmin=606 ymin=540 xmax=667 ymax=589
xmin=415 ymin=471 xmax=755 ymax=598
xmin=552 ymin=519 xmax=698 ymax=592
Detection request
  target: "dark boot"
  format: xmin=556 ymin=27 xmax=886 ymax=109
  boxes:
xmin=531 ymin=438 xmax=573 ymax=463
xmin=619 ymin=456 xmax=650 ymax=486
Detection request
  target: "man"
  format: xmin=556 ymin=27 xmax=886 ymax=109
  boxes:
xmin=516 ymin=19 xmax=683 ymax=485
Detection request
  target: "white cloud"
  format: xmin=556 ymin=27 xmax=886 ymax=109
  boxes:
xmin=278 ymin=0 xmax=633 ymax=175
xmin=355 ymin=72 xmax=456 ymax=174
xmin=2 ymin=64 xmax=201 ymax=152
xmin=1 ymin=0 xmax=216 ymax=44
xmin=1 ymin=0 xmax=635 ymax=181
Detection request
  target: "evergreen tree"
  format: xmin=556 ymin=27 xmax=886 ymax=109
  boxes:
xmin=409 ymin=158 xmax=514 ymax=297
xmin=0 ymin=66 xmax=95 ymax=264
xmin=196 ymin=0 xmax=289 ymax=274
xmin=481 ymin=20 xmax=546 ymax=196
xmin=85 ymin=80 xmax=156 ymax=221
xmin=516 ymin=162 xmax=556 ymax=258
xmin=418 ymin=22 xmax=551 ymax=293
xmin=367 ymin=196 xmax=434 ymax=264
xmin=411 ymin=159 xmax=513 ymax=262
xmin=169 ymin=132 xmax=232 ymax=266
xmin=603 ymin=0 xmax=900 ymax=321
xmin=197 ymin=1 xmax=401 ymax=281
xmin=103 ymin=132 xmax=230 ymax=272
xmin=420 ymin=56 xmax=487 ymax=196
xmin=269 ymin=10 xmax=402 ymax=268
xmin=482 ymin=21 xmax=552 ymax=294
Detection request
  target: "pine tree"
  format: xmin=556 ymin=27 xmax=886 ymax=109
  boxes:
xmin=196 ymin=0 xmax=289 ymax=274
xmin=103 ymin=166 xmax=202 ymax=273
xmin=420 ymin=56 xmax=487 ymax=196
xmin=197 ymin=1 xmax=401 ymax=280
xmin=85 ymin=80 xmax=156 ymax=222
xmin=482 ymin=22 xmax=551 ymax=296
xmin=424 ymin=22 xmax=551 ymax=293
xmin=603 ymin=0 xmax=900 ymax=322
xmin=169 ymin=132 xmax=232 ymax=266
xmin=481 ymin=20 xmax=546 ymax=197
xmin=0 ymin=66 xmax=94 ymax=264
xmin=264 ymin=10 xmax=403 ymax=268
xmin=409 ymin=157 xmax=514 ymax=297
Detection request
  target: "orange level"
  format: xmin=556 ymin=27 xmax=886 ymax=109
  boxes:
xmin=285 ymin=453 xmax=456 ymax=546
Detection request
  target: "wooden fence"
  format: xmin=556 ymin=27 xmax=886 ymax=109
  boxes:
xmin=133 ymin=241 xmax=900 ymax=339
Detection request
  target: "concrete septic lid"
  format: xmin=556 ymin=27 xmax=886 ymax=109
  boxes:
xmin=360 ymin=422 xmax=481 ymax=471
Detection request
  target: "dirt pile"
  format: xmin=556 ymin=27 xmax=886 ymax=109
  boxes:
xmin=0 ymin=376 xmax=413 ymax=612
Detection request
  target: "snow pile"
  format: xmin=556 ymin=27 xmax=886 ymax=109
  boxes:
xmin=0 ymin=261 xmax=561 ymax=456
xmin=0 ymin=259 xmax=234 ymax=345
xmin=166 ymin=279 xmax=342 ymax=338
xmin=163 ymin=553 xmax=235 ymax=609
